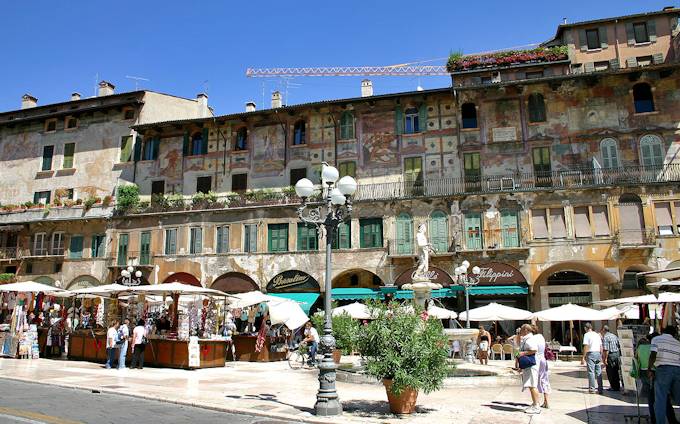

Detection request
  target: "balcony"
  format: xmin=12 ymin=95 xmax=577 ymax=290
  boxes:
xmin=108 ymin=250 xmax=154 ymax=268
xmin=463 ymin=228 xmax=526 ymax=252
xmin=0 ymin=247 xmax=20 ymax=261
xmin=446 ymin=46 xmax=569 ymax=73
xmin=616 ymin=229 xmax=656 ymax=249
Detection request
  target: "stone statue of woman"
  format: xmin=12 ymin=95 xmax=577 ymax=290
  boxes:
xmin=415 ymin=223 xmax=434 ymax=279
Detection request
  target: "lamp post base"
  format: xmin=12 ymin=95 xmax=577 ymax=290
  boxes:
xmin=314 ymin=355 xmax=343 ymax=416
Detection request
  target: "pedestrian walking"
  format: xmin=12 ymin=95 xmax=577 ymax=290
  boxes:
xmin=105 ymin=320 xmax=120 ymax=369
xmin=531 ymin=324 xmax=551 ymax=409
xmin=636 ymin=334 xmax=679 ymax=424
xmin=649 ymin=326 xmax=680 ymax=424
xmin=117 ymin=319 xmax=130 ymax=370
xmin=130 ymin=319 xmax=147 ymax=369
xmin=602 ymin=325 xmax=622 ymax=392
xmin=518 ymin=324 xmax=541 ymax=415
xmin=581 ymin=322 xmax=603 ymax=394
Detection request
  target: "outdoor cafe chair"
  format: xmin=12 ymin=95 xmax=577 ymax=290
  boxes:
xmin=491 ymin=343 xmax=503 ymax=360
xmin=502 ymin=343 xmax=514 ymax=360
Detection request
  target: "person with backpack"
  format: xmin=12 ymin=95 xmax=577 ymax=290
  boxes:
xmin=117 ymin=319 xmax=130 ymax=370
xmin=531 ymin=324 xmax=552 ymax=409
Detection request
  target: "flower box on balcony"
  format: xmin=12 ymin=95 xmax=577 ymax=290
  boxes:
xmin=447 ymin=46 xmax=569 ymax=73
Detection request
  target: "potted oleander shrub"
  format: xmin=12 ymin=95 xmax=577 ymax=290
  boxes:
xmin=312 ymin=311 xmax=359 ymax=364
xmin=356 ymin=302 xmax=449 ymax=415
xmin=115 ymin=184 xmax=139 ymax=213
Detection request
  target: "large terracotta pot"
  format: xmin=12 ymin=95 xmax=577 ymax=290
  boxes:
xmin=383 ymin=379 xmax=419 ymax=414
xmin=332 ymin=349 xmax=342 ymax=364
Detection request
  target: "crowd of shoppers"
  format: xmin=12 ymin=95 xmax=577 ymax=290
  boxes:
xmin=105 ymin=319 xmax=148 ymax=370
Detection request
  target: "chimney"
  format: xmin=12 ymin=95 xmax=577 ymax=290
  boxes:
xmin=97 ymin=81 xmax=115 ymax=97
xmin=71 ymin=92 xmax=81 ymax=101
xmin=271 ymin=91 xmax=282 ymax=108
xmin=196 ymin=93 xmax=209 ymax=118
xmin=245 ymin=101 xmax=256 ymax=112
xmin=21 ymin=94 xmax=38 ymax=109
xmin=361 ymin=79 xmax=373 ymax=97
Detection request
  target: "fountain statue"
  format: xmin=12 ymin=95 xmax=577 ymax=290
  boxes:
xmin=402 ymin=224 xmax=442 ymax=307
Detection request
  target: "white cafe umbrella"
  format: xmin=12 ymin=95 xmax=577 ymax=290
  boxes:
xmin=533 ymin=303 xmax=610 ymax=322
xmin=594 ymin=292 xmax=680 ymax=306
xmin=128 ymin=282 xmax=228 ymax=297
xmin=598 ymin=305 xmax=638 ymax=320
xmin=268 ymin=299 xmax=309 ymax=330
xmin=228 ymin=291 xmax=282 ymax=309
xmin=458 ymin=302 xmax=533 ymax=321
xmin=332 ymin=302 xmax=372 ymax=320
xmin=427 ymin=305 xmax=458 ymax=320
xmin=69 ymin=283 xmax=130 ymax=296
xmin=0 ymin=281 xmax=66 ymax=294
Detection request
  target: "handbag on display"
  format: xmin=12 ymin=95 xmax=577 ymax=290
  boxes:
xmin=518 ymin=354 xmax=536 ymax=369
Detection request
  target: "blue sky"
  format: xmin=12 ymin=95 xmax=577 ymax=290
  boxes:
xmin=1 ymin=1 xmax=676 ymax=115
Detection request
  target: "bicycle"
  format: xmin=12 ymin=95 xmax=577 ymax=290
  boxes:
xmin=287 ymin=343 xmax=321 ymax=370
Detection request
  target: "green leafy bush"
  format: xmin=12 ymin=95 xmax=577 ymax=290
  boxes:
xmin=83 ymin=197 xmax=96 ymax=210
xmin=0 ymin=273 xmax=16 ymax=284
xmin=311 ymin=310 xmax=360 ymax=355
xmin=356 ymin=302 xmax=449 ymax=395
xmin=167 ymin=193 xmax=186 ymax=210
xmin=116 ymin=184 xmax=140 ymax=211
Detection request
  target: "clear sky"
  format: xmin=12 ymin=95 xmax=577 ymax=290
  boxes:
xmin=1 ymin=1 xmax=677 ymax=115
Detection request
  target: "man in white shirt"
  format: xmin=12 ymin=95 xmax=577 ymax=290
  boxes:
xmin=581 ymin=322 xmax=603 ymax=394
xmin=117 ymin=319 xmax=130 ymax=370
xmin=130 ymin=319 xmax=147 ymax=369
xmin=303 ymin=321 xmax=320 ymax=365
xmin=649 ymin=326 xmax=680 ymax=424
xmin=105 ymin=321 xmax=120 ymax=369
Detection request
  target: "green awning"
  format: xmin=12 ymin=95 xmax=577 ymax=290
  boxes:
xmin=469 ymin=285 xmax=528 ymax=296
xmin=331 ymin=288 xmax=381 ymax=300
xmin=268 ymin=293 xmax=320 ymax=314
xmin=394 ymin=288 xmax=457 ymax=299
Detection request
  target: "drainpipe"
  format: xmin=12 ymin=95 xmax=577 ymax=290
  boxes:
xmin=613 ymin=19 xmax=621 ymax=68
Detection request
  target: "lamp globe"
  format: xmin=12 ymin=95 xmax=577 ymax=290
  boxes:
xmin=337 ymin=175 xmax=357 ymax=196
xmin=294 ymin=178 xmax=314 ymax=198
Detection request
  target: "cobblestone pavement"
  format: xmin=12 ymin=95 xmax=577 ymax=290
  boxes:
xmin=0 ymin=357 xmax=659 ymax=423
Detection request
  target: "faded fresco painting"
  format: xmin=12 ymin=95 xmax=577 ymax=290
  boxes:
xmin=252 ymin=125 xmax=285 ymax=176
xmin=361 ymin=112 xmax=398 ymax=167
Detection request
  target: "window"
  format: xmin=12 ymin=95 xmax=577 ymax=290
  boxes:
xmin=123 ymin=108 xmax=135 ymax=120
xmin=51 ymin=232 xmax=65 ymax=255
xmin=594 ymin=61 xmax=609 ymax=72
xmin=42 ymin=145 xmax=54 ymax=171
xmin=290 ymin=168 xmax=307 ymax=186
xmin=655 ymin=203 xmax=674 ymax=235
xmin=574 ymin=207 xmax=592 ymax=238
xmin=91 ymin=234 xmax=105 ymax=258
xmin=268 ymin=223 xmax=289 ymax=252
xmin=65 ymin=116 xmax=78 ymax=129
xmin=481 ymin=76 xmax=492 ymax=85
xmin=463 ymin=152 xmax=481 ymax=190
xmin=297 ymin=223 xmax=318 ymax=251
xmin=532 ymin=147 xmax=551 ymax=187
xmin=464 ymin=213 xmax=483 ymax=250
xmin=32 ymin=233 xmax=47 ymax=256
xmin=34 ymin=191 xmax=51 ymax=205
xmin=586 ymin=29 xmax=600 ymax=50
xmin=232 ymin=174 xmax=247 ymax=192
xmin=633 ymin=22 xmax=649 ymax=44
xmin=640 ymin=134 xmax=664 ymax=168
xmin=120 ymin=136 xmax=133 ymax=162
xmin=404 ymin=108 xmax=419 ymax=134
xmin=395 ymin=213 xmax=414 ymax=254
xmin=500 ymin=211 xmax=519 ymax=248
xmin=600 ymin=138 xmax=620 ymax=169
xmin=216 ymin=226 xmax=230 ymax=254
xmin=550 ymin=208 xmax=567 ymax=239
xmin=195 ymin=132 xmax=207 ymax=155
xmin=293 ymin=120 xmax=306 ymax=145
xmin=461 ymin=103 xmax=477 ymax=129
xmin=637 ymin=56 xmax=653 ymax=67
xmin=62 ymin=143 xmax=75 ymax=168
xmin=339 ymin=112 xmax=355 ymax=140
xmin=633 ymin=83 xmax=654 ymax=113
xmin=332 ymin=221 xmax=351 ymax=250
xmin=528 ymin=93 xmax=546 ymax=123
xmin=533 ymin=207 xmax=569 ymax=240
xmin=525 ymin=70 xmax=544 ymax=79
xmin=531 ymin=209 xmax=548 ymax=239
xmin=139 ymin=232 xmax=151 ymax=265
xmin=235 ymin=127 xmax=248 ymax=151
xmin=164 ymin=229 xmax=177 ymax=255
xmin=359 ymin=218 xmax=383 ymax=248
xmin=66 ymin=188 xmax=74 ymax=200
xmin=196 ymin=176 xmax=212 ymax=194
xmin=339 ymin=161 xmax=356 ymax=179
xmin=622 ymin=270 xmax=644 ymax=290
xmin=429 ymin=210 xmax=449 ymax=252
xmin=142 ymin=138 xmax=159 ymax=160
xmin=151 ymin=180 xmax=165 ymax=196
xmin=190 ymin=227 xmax=203 ymax=254
xmin=403 ymin=157 xmax=423 ymax=183
xmin=45 ymin=119 xmax=57 ymax=132
xmin=592 ymin=205 xmax=610 ymax=236
xmin=69 ymin=235 xmax=83 ymax=259
xmin=117 ymin=234 xmax=129 ymax=266
xmin=244 ymin=224 xmax=257 ymax=253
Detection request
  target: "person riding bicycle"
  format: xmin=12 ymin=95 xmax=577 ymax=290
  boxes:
xmin=302 ymin=321 xmax=320 ymax=365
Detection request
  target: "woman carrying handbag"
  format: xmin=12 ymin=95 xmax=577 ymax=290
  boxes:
xmin=517 ymin=324 xmax=540 ymax=415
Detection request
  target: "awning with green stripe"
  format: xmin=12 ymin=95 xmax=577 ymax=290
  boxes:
xmin=468 ymin=285 xmax=528 ymax=296
xmin=394 ymin=288 xmax=458 ymax=299
xmin=331 ymin=288 xmax=381 ymax=300
xmin=268 ymin=293 xmax=320 ymax=314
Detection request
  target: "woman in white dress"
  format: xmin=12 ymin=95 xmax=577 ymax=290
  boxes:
xmin=531 ymin=324 xmax=551 ymax=409
xmin=518 ymin=324 xmax=541 ymax=415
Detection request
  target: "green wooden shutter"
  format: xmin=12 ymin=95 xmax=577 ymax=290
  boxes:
xmin=140 ymin=232 xmax=151 ymax=264
xmin=500 ymin=211 xmax=519 ymax=248
xmin=216 ymin=227 xmax=224 ymax=253
xmin=42 ymin=146 xmax=54 ymax=170
xmin=395 ymin=106 xmax=403 ymax=135
xmin=579 ymin=29 xmax=588 ymax=51
xmin=202 ymin=128 xmax=209 ymax=154
xmin=598 ymin=27 xmax=608 ymax=49
xmin=133 ymin=136 xmax=143 ymax=161
xmin=120 ymin=136 xmax=132 ymax=162
xmin=91 ymin=235 xmax=98 ymax=257
xmin=63 ymin=143 xmax=75 ymax=168
xmin=626 ymin=23 xmax=635 ymax=45
xmin=69 ymin=236 xmax=83 ymax=259
xmin=396 ymin=214 xmax=413 ymax=254
xmin=464 ymin=214 xmax=482 ymax=250
xmin=182 ymin=131 xmax=190 ymax=156
xmin=339 ymin=221 xmax=350 ymax=249
xmin=641 ymin=143 xmax=652 ymax=167
xmin=249 ymin=225 xmax=258 ymax=252
xmin=429 ymin=211 xmax=448 ymax=253
xmin=418 ymin=104 xmax=428 ymax=133
xmin=648 ymin=20 xmax=657 ymax=43
xmin=117 ymin=234 xmax=128 ymax=266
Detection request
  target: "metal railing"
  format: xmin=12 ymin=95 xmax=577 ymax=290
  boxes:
xmin=616 ymin=229 xmax=656 ymax=247
xmin=0 ymin=247 xmax=20 ymax=260
xmin=387 ymin=229 xmax=523 ymax=255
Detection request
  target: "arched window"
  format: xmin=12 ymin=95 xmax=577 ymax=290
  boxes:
xmin=235 ymin=127 xmax=248 ymax=151
xmin=404 ymin=107 xmax=419 ymax=134
xmin=639 ymin=134 xmax=664 ymax=168
xmin=633 ymin=83 xmax=654 ymax=113
xmin=461 ymin=103 xmax=478 ymax=129
xmin=191 ymin=132 xmax=204 ymax=156
xmin=395 ymin=213 xmax=413 ymax=255
xmin=293 ymin=120 xmax=306 ymax=145
xmin=600 ymin=138 xmax=620 ymax=169
xmin=429 ymin=210 xmax=448 ymax=253
xmin=527 ymin=93 xmax=546 ymax=123
xmin=339 ymin=112 xmax=355 ymax=140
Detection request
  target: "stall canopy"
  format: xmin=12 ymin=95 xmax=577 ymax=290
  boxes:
xmin=268 ymin=299 xmax=309 ymax=330
xmin=332 ymin=302 xmax=372 ymax=319
xmin=69 ymin=283 xmax=130 ymax=296
xmin=395 ymin=288 xmax=456 ymax=299
xmin=269 ymin=293 xmax=319 ymax=314
xmin=0 ymin=281 xmax=66 ymax=294
xmin=467 ymin=285 xmax=528 ymax=296
xmin=458 ymin=302 xmax=533 ymax=321
xmin=228 ymin=291 xmax=279 ymax=309
xmin=330 ymin=288 xmax=381 ymax=300
xmin=594 ymin=292 xmax=680 ymax=306
xmin=598 ymin=305 xmax=638 ymax=320
xmin=533 ymin=303 xmax=610 ymax=322
xmin=427 ymin=305 xmax=457 ymax=319
xmin=647 ymin=280 xmax=680 ymax=289
xmin=129 ymin=282 xmax=228 ymax=296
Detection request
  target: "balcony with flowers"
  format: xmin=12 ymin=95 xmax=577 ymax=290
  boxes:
xmin=446 ymin=46 xmax=569 ymax=73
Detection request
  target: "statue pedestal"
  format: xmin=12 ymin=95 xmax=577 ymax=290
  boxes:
xmin=402 ymin=276 xmax=442 ymax=308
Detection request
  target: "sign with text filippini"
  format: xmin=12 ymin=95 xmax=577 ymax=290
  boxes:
xmin=476 ymin=262 xmax=526 ymax=285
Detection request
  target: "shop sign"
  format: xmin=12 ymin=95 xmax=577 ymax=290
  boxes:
xmin=395 ymin=266 xmax=454 ymax=287
xmin=267 ymin=270 xmax=320 ymax=292
xmin=476 ymin=262 xmax=526 ymax=285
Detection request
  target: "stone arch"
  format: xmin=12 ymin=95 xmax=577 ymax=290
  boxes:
xmin=162 ymin=272 xmax=201 ymax=287
xmin=667 ymin=260 xmax=680 ymax=270
xmin=34 ymin=276 xmax=56 ymax=286
xmin=332 ymin=268 xmax=383 ymax=289
xmin=534 ymin=261 xmax=616 ymax=289
xmin=622 ymin=264 xmax=654 ymax=290
xmin=211 ymin=272 xmax=259 ymax=293
xmin=67 ymin=275 xmax=101 ymax=290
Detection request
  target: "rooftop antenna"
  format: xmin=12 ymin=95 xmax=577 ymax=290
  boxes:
xmin=202 ymin=80 xmax=209 ymax=95
xmin=125 ymin=75 xmax=150 ymax=91
xmin=93 ymin=73 xmax=99 ymax=97
xmin=279 ymin=77 xmax=301 ymax=106
xmin=563 ymin=17 xmax=567 ymax=25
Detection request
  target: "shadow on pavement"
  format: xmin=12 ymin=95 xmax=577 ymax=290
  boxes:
xmin=225 ymin=393 xmax=315 ymax=414
xmin=485 ymin=401 xmax=530 ymax=412
xmin=556 ymin=370 xmax=588 ymax=379
xmin=341 ymin=399 xmax=435 ymax=418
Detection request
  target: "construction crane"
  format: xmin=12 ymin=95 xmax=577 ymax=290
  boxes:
xmin=245 ymin=64 xmax=449 ymax=77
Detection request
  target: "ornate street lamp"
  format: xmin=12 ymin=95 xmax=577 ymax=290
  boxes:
xmin=120 ymin=266 xmax=143 ymax=286
xmin=295 ymin=163 xmax=356 ymax=416
xmin=454 ymin=261 xmax=481 ymax=363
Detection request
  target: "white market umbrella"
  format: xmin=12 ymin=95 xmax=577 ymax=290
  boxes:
xmin=228 ymin=291 xmax=281 ymax=309
xmin=0 ymin=281 xmax=66 ymax=294
xmin=332 ymin=302 xmax=372 ymax=320
xmin=128 ymin=282 xmax=228 ymax=297
xmin=269 ymin=299 xmax=309 ymax=330
xmin=598 ymin=305 xmax=638 ymax=320
xmin=534 ymin=303 xmax=609 ymax=322
xmin=458 ymin=302 xmax=533 ymax=321
xmin=69 ymin=283 xmax=130 ymax=296
xmin=427 ymin=305 xmax=458 ymax=320
xmin=594 ymin=292 xmax=680 ymax=306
